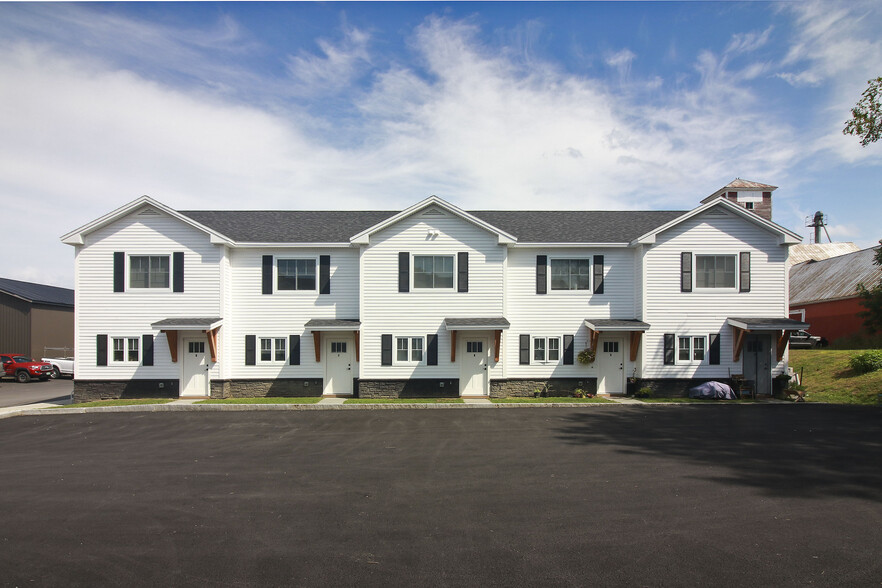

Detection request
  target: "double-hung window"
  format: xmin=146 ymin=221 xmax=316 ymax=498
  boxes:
xmin=533 ymin=337 xmax=560 ymax=363
xmin=112 ymin=337 xmax=140 ymax=363
xmin=129 ymin=255 xmax=169 ymax=289
xmin=550 ymin=259 xmax=591 ymax=290
xmin=695 ymin=255 xmax=736 ymax=288
xmin=277 ymin=259 xmax=316 ymax=291
xmin=260 ymin=338 xmax=287 ymax=362
xmin=413 ymin=255 xmax=454 ymax=289
xmin=395 ymin=337 xmax=424 ymax=364
xmin=677 ymin=336 xmax=706 ymax=363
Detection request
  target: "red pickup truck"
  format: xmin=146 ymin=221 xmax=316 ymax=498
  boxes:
xmin=0 ymin=354 xmax=54 ymax=383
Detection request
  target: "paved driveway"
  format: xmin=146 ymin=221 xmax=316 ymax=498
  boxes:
xmin=0 ymin=376 xmax=73 ymax=408
xmin=1 ymin=406 xmax=879 ymax=586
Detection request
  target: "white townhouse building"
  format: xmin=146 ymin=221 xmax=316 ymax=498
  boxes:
xmin=62 ymin=180 xmax=808 ymax=402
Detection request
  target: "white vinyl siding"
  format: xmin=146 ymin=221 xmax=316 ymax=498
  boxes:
xmin=75 ymin=210 xmax=223 ymax=380
xmin=641 ymin=208 xmax=788 ymax=379
xmin=360 ymin=209 xmax=505 ymax=379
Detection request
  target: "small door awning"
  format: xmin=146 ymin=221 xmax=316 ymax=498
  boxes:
xmin=727 ymin=317 xmax=811 ymax=362
xmin=583 ymin=319 xmax=650 ymax=362
xmin=149 ymin=317 xmax=223 ymax=363
xmin=727 ymin=317 xmax=809 ymax=331
xmin=444 ymin=317 xmax=511 ymax=331
xmin=444 ymin=318 xmax=510 ymax=363
xmin=583 ymin=319 xmax=651 ymax=332
xmin=303 ymin=319 xmax=361 ymax=362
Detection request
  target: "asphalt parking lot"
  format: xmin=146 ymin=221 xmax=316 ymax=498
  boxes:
xmin=1 ymin=405 xmax=880 ymax=587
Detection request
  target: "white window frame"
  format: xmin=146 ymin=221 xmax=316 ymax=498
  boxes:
xmin=128 ymin=254 xmax=171 ymax=290
xmin=258 ymin=337 xmax=288 ymax=364
xmin=394 ymin=336 xmax=426 ymax=365
xmin=533 ymin=336 xmax=561 ymax=364
xmin=412 ymin=254 xmax=455 ymax=290
xmin=276 ymin=257 xmax=318 ymax=292
xmin=111 ymin=336 xmax=140 ymax=364
xmin=676 ymin=335 xmax=706 ymax=364
xmin=549 ymin=257 xmax=592 ymax=292
xmin=694 ymin=254 xmax=737 ymax=290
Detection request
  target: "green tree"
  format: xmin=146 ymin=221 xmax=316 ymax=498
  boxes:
xmin=843 ymin=77 xmax=882 ymax=147
xmin=856 ymin=240 xmax=882 ymax=333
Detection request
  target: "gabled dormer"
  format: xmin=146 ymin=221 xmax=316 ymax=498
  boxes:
xmin=700 ymin=178 xmax=777 ymax=221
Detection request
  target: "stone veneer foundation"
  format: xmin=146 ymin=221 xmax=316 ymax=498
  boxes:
xmin=73 ymin=380 xmax=179 ymax=403
xmin=356 ymin=379 xmax=459 ymax=399
xmin=490 ymin=378 xmax=597 ymax=398
xmin=210 ymin=379 xmax=323 ymax=399
xmin=637 ymin=378 xmax=743 ymax=398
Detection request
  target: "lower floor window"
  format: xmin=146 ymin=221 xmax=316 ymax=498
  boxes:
xmin=678 ymin=336 xmax=706 ymax=363
xmin=533 ymin=337 xmax=560 ymax=363
xmin=113 ymin=337 xmax=139 ymax=363
xmin=396 ymin=337 xmax=424 ymax=364
xmin=260 ymin=337 xmax=286 ymax=362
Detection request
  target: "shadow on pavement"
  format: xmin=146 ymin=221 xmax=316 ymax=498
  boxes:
xmin=556 ymin=404 xmax=882 ymax=502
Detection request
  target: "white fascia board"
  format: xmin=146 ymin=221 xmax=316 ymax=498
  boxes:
xmin=631 ymin=197 xmax=803 ymax=246
xmin=61 ymin=195 xmax=234 ymax=246
xmin=349 ymin=195 xmax=517 ymax=245
xmin=508 ymin=242 xmax=630 ymax=248
xmin=230 ymin=242 xmax=354 ymax=249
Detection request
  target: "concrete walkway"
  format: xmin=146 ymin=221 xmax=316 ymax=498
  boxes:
xmin=317 ymin=397 xmax=346 ymax=405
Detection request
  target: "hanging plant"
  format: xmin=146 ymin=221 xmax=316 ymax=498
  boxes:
xmin=577 ymin=348 xmax=596 ymax=365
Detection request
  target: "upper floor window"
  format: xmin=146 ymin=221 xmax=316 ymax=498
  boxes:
xmin=278 ymin=259 xmax=316 ymax=291
xmin=695 ymin=255 xmax=736 ymax=288
xmin=413 ymin=255 xmax=454 ymax=289
xmin=550 ymin=259 xmax=590 ymax=290
xmin=130 ymin=256 xmax=169 ymax=289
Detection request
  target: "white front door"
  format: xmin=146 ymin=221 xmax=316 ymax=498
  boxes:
xmin=459 ymin=337 xmax=489 ymax=396
xmin=182 ymin=338 xmax=209 ymax=397
xmin=597 ymin=337 xmax=624 ymax=395
xmin=324 ymin=337 xmax=354 ymax=396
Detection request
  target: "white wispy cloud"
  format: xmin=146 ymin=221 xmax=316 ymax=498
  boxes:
xmin=285 ymin=26 xmax=372 ymax=95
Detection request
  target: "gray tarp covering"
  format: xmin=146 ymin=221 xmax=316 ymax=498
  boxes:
xmin=689 ymin=381 xmax=737 ymax=400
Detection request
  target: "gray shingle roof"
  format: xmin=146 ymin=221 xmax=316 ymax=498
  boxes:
xmin=0 ymin=277 xmax=74 ymax=307
xmin=180 ymin=209 xmax=686 ymax=244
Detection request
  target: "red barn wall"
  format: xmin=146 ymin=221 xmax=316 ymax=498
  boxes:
xmin=791 ymin=297 xmax=868 ymax=342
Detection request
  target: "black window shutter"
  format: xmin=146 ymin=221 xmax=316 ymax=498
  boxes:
xmin=398 ymin=252 xmax=409 ymax=293
xmin=664 ymin=333 xmax=675 ymax=365
xmin=739 ymin=252 xmax=751 ymax=292
xmin=245 ymin=335 xmax=256 ymax=365
xmin=536 ymin=256 xmax=547 ymax=294
xmin=427 ymin=334 xmax=438 ymax=365
xmin=262 ymin=255 xmax=273 ymax=295
xmin=289 ymin=335 xmax=300 ymax=365
xmin=709 ymin=333 xmax=720 ymax=365
xmin=457 ymin=252 xmax=469 ymax=293
xmin=320 ymin=255 xmax=331 ymax=295
xmin=97 ymin=334 xmax=108 ymax=366
xmin=519 ymin=334 xmax=530 ymax=365
xmin=681 ymin=252 xmax=692 ymax=292
xmin=593 ymin=255 xmax=604 ymax=294
xmin=142 ymin=334 xmax=154 ymax=366
xmin=563 ymin=334 xmax=574 ymax=365
xmin=113 ymin=252 xmax=125 ymax=292
xmin=173 ymin=252 xmax=184 ymax=292
xmin=381 ymin=334 xmax=393 ymax=365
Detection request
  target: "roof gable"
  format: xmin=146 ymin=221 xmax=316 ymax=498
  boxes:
xmin=61 ymin=196 xmax=234 ymax=246
xmin=349 ymin=196 xmax=517 ymax=245
xmin=633 ymin=197 xmax=802 ymax=246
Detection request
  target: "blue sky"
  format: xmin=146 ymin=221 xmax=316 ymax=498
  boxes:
xmin=1 ymin=1 xmax=880 ymax=288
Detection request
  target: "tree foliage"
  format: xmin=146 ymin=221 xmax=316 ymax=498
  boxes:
xmin=856 ymin=239 xmax=882 ymax=333
xmin=843 ymin=77 xmax=882 ymax=147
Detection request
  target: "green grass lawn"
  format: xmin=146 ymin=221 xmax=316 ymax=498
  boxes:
xmin=197 ymin=397 xmax=323 ymax=404
xmin=790 ymin=349 xmax=882 ymax=405
xmin=47 ymin=399 xmax=174 ymax=408
xmin=344 ymin=398 xmax=464 ymax=404
xmin=491 ymin=396 xmax=613 ymax=403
